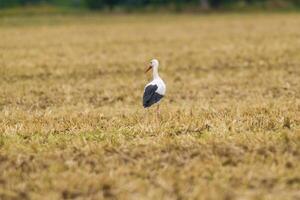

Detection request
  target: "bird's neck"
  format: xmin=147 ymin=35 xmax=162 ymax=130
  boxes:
xmin=152 ymin=67 xmax=159 ymax=79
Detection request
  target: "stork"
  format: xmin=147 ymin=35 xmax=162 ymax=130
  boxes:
xmin=143 ymin=59 xmax=166 ymax=117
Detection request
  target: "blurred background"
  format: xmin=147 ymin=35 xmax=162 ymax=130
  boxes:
xmin=1 ymin=0 xmax=300 ymax=13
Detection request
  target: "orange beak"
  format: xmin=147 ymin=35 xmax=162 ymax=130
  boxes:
xmin=145 ymin=65 xmax=152 ymax=73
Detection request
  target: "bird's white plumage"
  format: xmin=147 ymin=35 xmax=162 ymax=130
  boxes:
xmin=145 ymin=78 xmax=166 ymax=95
xmin=145 ymin=59 xmax=166 ymax=95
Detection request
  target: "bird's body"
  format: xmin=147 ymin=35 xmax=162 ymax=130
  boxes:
xmin=143 ymin=59 xmax=166 ymax=108
xmin=143 ymin=77 xmax=166 ymax=108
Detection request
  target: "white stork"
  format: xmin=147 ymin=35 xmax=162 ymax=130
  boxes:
xmin=143 ymin=59 xmax=166 ymax=114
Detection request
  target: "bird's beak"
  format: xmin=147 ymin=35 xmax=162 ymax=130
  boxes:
xmin=145 ymin=65 xmax=152 ymax=73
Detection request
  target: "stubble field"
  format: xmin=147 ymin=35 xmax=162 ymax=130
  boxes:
xmin=0 ymin=14 xmax=300 ymax=200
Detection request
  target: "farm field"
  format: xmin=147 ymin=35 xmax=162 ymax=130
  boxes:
xmin=0 ymin=14 xmax=300 ymax=199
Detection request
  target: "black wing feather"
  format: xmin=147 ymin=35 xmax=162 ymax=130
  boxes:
xmin=143 ymin=85 xmax=164 ymax=108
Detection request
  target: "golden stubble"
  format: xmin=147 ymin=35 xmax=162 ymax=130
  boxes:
xmin=0 ymin=14 xmax=299 ymax=200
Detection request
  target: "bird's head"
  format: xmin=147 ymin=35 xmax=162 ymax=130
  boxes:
xmin=146 ymin=59 xmax=159 ymax=73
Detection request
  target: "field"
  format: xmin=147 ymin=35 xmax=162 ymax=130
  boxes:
xmin=0 ymin=13 xmax=300 ymax=200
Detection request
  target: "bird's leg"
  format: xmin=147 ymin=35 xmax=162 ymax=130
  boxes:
xmin=156 ymin=104 xmax=160 ymax=126
xmin=146 ymin=109 xmax=153 ymax=133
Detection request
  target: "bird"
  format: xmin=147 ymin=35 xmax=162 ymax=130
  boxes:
xmin=143 ymin=59 xmax=166 ymax=113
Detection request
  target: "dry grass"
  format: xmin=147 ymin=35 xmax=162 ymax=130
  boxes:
xmin=0 ymin=14 xmax=299 ymax=200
